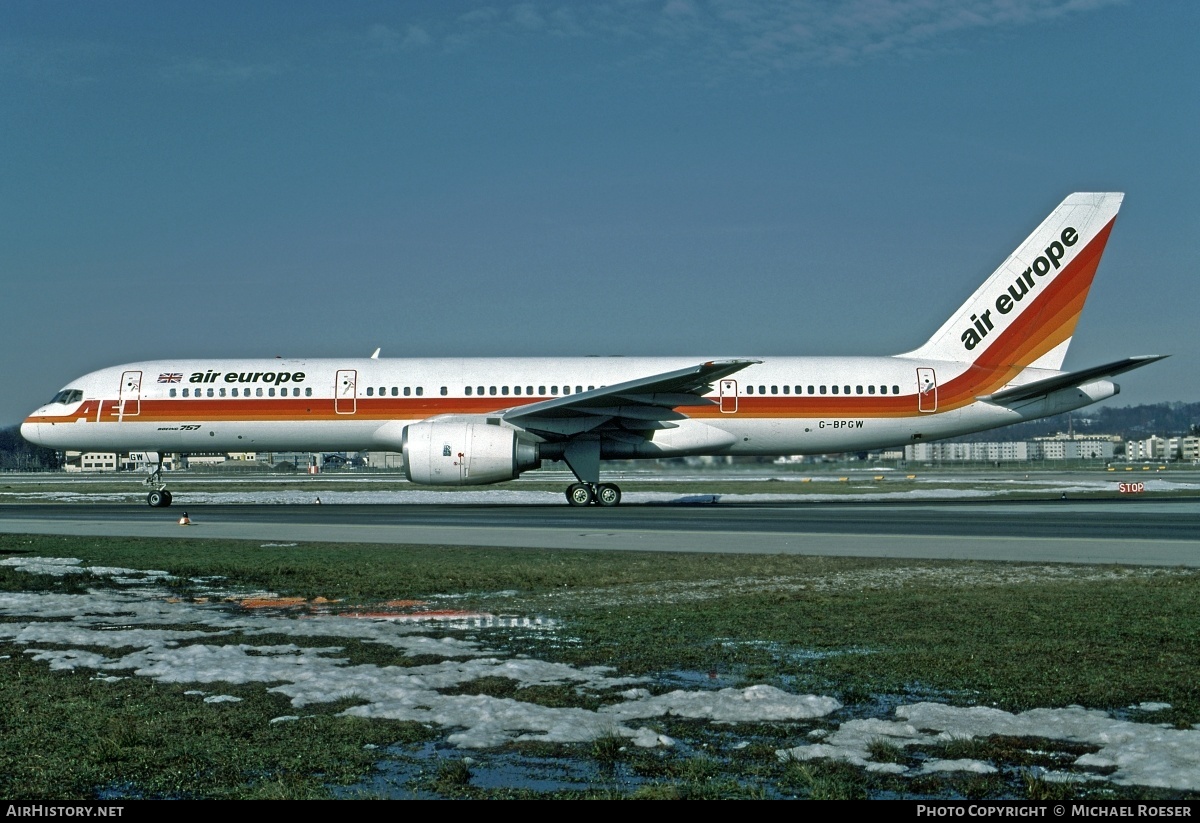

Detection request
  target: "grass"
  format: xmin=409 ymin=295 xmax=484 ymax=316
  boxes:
xmin=2 ymin=532 xmax=1200 ymax=798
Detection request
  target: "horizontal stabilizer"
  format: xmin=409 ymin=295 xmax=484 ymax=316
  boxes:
xmin=979 ymin=355 xmax=1167 ymax=404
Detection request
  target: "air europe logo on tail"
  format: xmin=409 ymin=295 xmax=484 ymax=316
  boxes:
xmin=960 ymin=226 xmax=1079 ymax=351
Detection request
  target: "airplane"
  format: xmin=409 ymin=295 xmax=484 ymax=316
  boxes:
xmin=21 ymin=192 xmax=1164 ymax=508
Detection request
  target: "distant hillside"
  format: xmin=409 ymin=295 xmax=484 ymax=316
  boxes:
xmin=947 ymin=402 xmax=1200 ymax=443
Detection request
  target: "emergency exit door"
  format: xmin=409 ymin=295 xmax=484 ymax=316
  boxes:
xmin=719 ymin=379 xmax=738 ymax=413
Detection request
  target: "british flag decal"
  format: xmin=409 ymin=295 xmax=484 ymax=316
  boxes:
xmin=157 ymin=373 xmax=183 ymax=384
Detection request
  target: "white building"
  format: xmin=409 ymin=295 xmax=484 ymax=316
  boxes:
xmin=1126 ymin=436 xmax=1170 ymax=461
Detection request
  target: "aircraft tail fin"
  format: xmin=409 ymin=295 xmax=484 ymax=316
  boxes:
xmin=903 ymin=192 xmax=1124 ymax=370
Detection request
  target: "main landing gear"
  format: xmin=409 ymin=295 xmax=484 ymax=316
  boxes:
xmin=565 ymin=482 xmax=622 ymax=507
xmin=560 ymin=440 xmax=622 ymax=506
xmin=143 ymin=453 xmax=173 ymax=507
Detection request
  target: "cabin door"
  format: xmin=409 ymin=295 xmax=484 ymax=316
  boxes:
xmin=335 ymin=370 xmax=357 ymax=414
xmin=916 ymin=368 xmax=937 ymax=413
xmin=118 ymin=370 xmax=142 ymax=420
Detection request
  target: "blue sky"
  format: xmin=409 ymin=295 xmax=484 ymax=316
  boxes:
xmin=2 ymin=1 xmax=1196 ymax=425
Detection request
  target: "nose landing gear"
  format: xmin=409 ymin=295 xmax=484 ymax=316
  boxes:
xmin=143 ymin=453 xmax=173 ymax=507
xmin=147 ymin=489 xmax=173 ymax=508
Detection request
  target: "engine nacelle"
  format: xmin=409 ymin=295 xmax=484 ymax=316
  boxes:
xmin=402 ymin=418 xmax=540 ymax=485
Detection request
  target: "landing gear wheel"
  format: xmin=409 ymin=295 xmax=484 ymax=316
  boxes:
xmin=147 ymin=490 xmax=167 ymax=508
xmin=596 ymin=483 xmax=621 ymax=507
xmin=566 ymin=483 xmax=594 ymax=506
xmin=161 ymin=491 xmax=173 ymax=507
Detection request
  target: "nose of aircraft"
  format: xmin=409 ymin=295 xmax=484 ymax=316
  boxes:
xmin=20 ymin=417 xmax=43 ymax=446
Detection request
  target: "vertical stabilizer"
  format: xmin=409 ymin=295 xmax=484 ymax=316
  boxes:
xmin=903 ymin=193 xmax=1123 ymax=370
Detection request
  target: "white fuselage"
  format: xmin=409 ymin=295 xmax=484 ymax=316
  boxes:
xmin=20 ymin=355 xmax=1115 ymax=459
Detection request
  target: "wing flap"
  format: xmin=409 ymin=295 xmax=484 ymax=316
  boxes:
xmin=503 ymin=358 xmax=759 ymax=440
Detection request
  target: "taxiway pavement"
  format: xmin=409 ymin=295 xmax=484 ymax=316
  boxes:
xmin=1 ymin=499 xmax=1197 ymax=567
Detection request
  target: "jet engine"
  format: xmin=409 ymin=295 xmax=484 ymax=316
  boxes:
xmin=402 ymin=418 xmax=540 ymax=485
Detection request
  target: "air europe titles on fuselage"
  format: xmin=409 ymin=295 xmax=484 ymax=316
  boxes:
xmin=960 ymin=226 xmax=1079 ymax=352
xmin=189 ymin=370 xmax=307 ymax=386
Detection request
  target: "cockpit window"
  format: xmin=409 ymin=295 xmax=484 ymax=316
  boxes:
xmin=49 ymin=389 xmax=83 ymax=405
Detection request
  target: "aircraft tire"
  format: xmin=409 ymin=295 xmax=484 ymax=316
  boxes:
xmin=162 ymin=491 xmax=173 ymax=507
xmin=596 ymin=483 xmax=621 ymax=507
xmin=566 ymin=483 xmax=594 ymax=506
xmin=147 ymin=491 xmax=166 ymax=508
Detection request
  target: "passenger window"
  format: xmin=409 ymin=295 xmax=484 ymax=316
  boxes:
xmin=808 ymin=386 xmax=815 ymax=394
xmin=832 ymin=386 xmax=839 ymax=394
xmin=219 ymin=388 xmax=226 ymax=397
xmin=404 ymin=387 xmax=411 ymax=396
xmin=576 ymin=386 xmax=583 ymax=394
xmin=466 ymin=386 xmax=473 ymax=396
xmin=489 ymin=386 xmax=497 ymax=395
xmin=539 ymin=386 xmax=546 ymax=395
xmin=170 ymin=389 xmax=177 ymax=397
xmin=367 ymin=387 xmax=374 ymax=396
xmin=782 ymin=386 xmax=789 ymax=394
xmin=771 ymin=386 xmax=778 ymax=395
xmin=856 ymin=386 xmax=863 ymax=395
xmin=746 ymin=385 xmax=753 ymax=395
xmin=587 ymin=386 xmax=594 ymax=391
xmin=502 ymin=386 xmax=509 ymax=396
xmin=844 ymin=385 xmax=851 ymax=394
xmin=182 ymin=388 xmax=190 ymax=397
xmin=527 ymin=386 xmax=534 ymax=394
xmin=758 ymin=385 xmax=765 ymax=394
xmin=552 ymin=386 xmax=559 ymax=394
xmin=256 ymin=388 xmax=263 ymax=397
xmin=868 ymin=385 xmax=875 ymax=395
xmin=416 ymin=387 xmax=423 ymax=396
xmin=513 ymin=386 xmax=521 ymax=395
xmin=268 ymin=388 xmax=275 ymax=397
xmin=440 ymin=387 xmax=447 ymax=396
xmin=892 ymin=385 xmax=900 ymax=394
xmin=305 ymin=388 xmax=312 ymax=397
xmin=819 ymin=386 xmax=826 ymax=395
xmin=391 ymin=387 xmax=398 ymax=396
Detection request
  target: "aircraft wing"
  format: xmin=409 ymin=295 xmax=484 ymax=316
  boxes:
xmin=502 ymin=359 xmax=760 ymax=439
xmin=980 ymin=355 xmax=1167 ymax=404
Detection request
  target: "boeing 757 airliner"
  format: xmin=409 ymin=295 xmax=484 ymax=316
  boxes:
xmin=22 ymin=193 xmax=1163 ymax=506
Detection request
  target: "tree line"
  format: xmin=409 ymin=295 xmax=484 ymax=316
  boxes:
xmin=0 ymin=426 xmax=62 ymax=471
